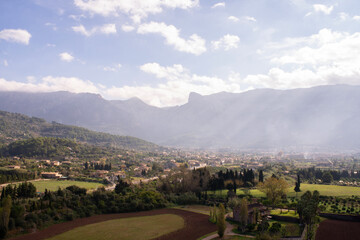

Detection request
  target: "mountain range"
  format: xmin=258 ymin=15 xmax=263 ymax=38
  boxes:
xmin=1 ymin=85 xmax=360 ymax=151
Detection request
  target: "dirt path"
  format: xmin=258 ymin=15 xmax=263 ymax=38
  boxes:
xmin=10 ymin=208 xmax=216 ymax=240
xmin=316 ymin=219 xmax=360 ymax=240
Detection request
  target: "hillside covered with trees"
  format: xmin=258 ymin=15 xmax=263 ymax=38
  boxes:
xmin=0 ymin=137 xmax=125 ymax=160
xmin=0 ymin=110 xmax=161 ymax=151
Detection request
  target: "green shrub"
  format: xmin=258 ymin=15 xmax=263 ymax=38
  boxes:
xmin=269 ymin=222 xmax=282 ymax=235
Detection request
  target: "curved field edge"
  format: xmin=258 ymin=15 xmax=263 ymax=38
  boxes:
xmin=172 ymin=205 xmax=211 ymax=216
xmin=9 ymin=209 xmax=217 ymax=240
xmin=46 ymin=214 xmax=184 ymax=240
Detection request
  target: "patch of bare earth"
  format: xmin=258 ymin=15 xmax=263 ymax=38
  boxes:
xmin=316 ymin=219 xmax=360 ymax=240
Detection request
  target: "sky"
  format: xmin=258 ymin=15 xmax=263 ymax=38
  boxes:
xmin=1 ymin=0 xmax=360 ymax=107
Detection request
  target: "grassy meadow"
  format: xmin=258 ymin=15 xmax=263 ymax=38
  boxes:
xmin=47 ymin=214 xmax=184 ymax=240
xmin=270 ymin=209 xmax=299 ymax=218
xmin=21 ymin=180 xmax=105 ymax=192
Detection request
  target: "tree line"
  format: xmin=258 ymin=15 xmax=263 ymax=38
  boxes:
xmin=84 ymin=161 xmax=112 ymax=170
xmin=1 ymin=182 xmax=36 ymax=200
xmin=298 ymin=167 xmax=360 ymax=183
xmin=0 ymin=169 xmax=35 ymax=184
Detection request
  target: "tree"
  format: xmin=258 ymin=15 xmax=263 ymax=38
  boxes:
xmin=0 ymin=189 xmax=4 ymax=201
xmin=217 ymin=203 xmax=226 ymax=239
xmin=258 ymin=177 xmax=288 ymax=206
xmin=269 ymin=222 xmax=281 ymax=235
xmin=294 ymin=174 xmax=301 ymax=193
xmin=239 ymin=198 xmax=248 ymax=233
xmin=297 ymin=190 xmax=320 ymax=240
xmin=209 ymin=204 xmax=218 ymax=223
xmin=322 ymin=172 xmax=333 ymax=184
xmin=233 ymin=180 xmax=237 ymax=194
xmin=0 ymin=196 xmax=12 ymax=239
xmin=66 ymin=185 xmax=86 ymax=196
xmin=257 ymin=221 xmax=269 ymax=233
xmin=228 ymin=197 xmax=241 ymax=210
xmin=115 ymin=179 xmax=130 ymax=195
xmin=259 ymin=170 xmax=264 ymax=183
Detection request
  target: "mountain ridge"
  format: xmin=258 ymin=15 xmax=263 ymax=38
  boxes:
xmin=1 ymin=85 xmax=360 ymax=151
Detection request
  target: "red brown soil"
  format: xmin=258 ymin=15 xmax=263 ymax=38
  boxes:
xmin=316 ymin=219 xmax=360 ymax=240
xmin=10 ymin=208 xmax=216 ymax=240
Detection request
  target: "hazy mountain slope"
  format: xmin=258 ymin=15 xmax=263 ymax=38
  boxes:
xmin=0 ymin=91 xmax=135 ymax=135
xmin=1 ymin=85 xmax=360 ymax=151
xmin=0 ymin=110 xmax=160 ymax=151
xmin=157 ymin=86 xmax=359 ymax=149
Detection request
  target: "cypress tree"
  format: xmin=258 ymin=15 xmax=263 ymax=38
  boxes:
xmin=0 ymin=188 xmax=4 ymax=201
xmin=294 ymin=174 xmax=301 ymax=192
xmin=259 ymin=170 xmax=264 ymax=183
xmin=0 ymin=196 xmax=12 ymax=238
xmin=217 ymin=203 xmax=226 ymax=238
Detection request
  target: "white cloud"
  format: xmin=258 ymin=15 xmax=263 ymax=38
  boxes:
xmin=228 ymin=16 xmax=239 ymax=22
xmin=353 ymin=16 xmax=360 ymax=21
xmin=137 ymin=21 xmax=206 ymax=55
xmin=121 ymin=24 xmax=135 ymax=32
xmin=3 ymin=60 xmax=8 ymax=67
xmin=74 ymin=0 xmax=199 ymax=23
xmin=45 ymin=22 xmax=57 ymax=31
xmin=47 ymin=43 xmax=56 ymax=47
xmin=211 ymin=34 xmax=240 ymax=51
xmin=313 ymin=4 xmax=334 ymax=15
xmin=103 ymin=63 xmax=122 ymax=72
xmin=72 ymin=25 xmax=88 ymax=36
xmin=26 ymin=76 xmax=36 ymax=83
xmin=244 ymin=29 xmax=360 ymax=90
xmin=0 ymin=76 xmax=99 ymax=94
xmin=270 ymin=29 xmax=357 ymax=65
xmin=211 ymin=2 xmax=225 ymax=9
xmin=100 ymin=24 xmax=117 ymax=34
xmin=69 ymin=14 xmax=86 ymax=21
xmin=59 ymin=52 xmax=74 ymax=62
xmin=105 ymin=62 xmax=241 ymax=107
xmin=338 ymin=12 xmax=349 ymax=21
xmin=243 ymin=16 xmax=257 ymax=22
xmin=266 ymin=28 xmax=344 ymax=50
xmin=72 ymin=24 xmax=116 ymax=37
xmin=243 ymin=65 xmax=360 ymax=90
xmin=0 ymin=29 xmax=31 ymax=45
xmin=140 ymin=63 xmax=186 ymax=80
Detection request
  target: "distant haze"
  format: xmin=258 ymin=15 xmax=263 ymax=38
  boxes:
xmin=0 ymin=85 xmax=360 ymax=152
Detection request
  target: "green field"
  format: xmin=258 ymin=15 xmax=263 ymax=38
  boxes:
xmin=47 ymin=214 xmax=184 ymax=240
xmin=209 ymin=184 xmax=360 ymax=198
xmin=270 ymin=209 xmax=299 ymax=218
xmin=23 ymin=180 xmax=105 ymax=192
xmin=287 ymin=184 xmax=360 ymax=197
